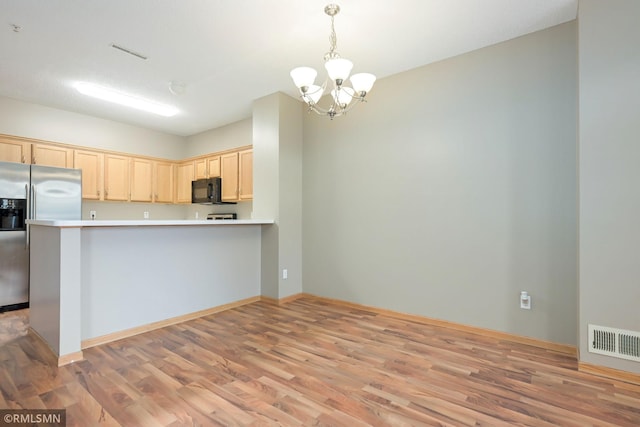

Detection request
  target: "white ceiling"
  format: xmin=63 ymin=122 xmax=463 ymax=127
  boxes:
xmin=0 ymin=0 xmax=577 ymax=137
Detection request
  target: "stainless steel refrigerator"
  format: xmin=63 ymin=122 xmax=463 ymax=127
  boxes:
xmin=0 ymin=161 xmax=81 ymax=312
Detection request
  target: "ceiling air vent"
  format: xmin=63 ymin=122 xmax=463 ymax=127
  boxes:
xmin=110 ymin=43 xmax=147 ymax=60
xmin=588 ymin=324 xmax=640 ymax=363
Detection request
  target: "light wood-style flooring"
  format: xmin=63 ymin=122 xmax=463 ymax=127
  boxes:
xmin=1 ymin=297 xmax=639 ymax=426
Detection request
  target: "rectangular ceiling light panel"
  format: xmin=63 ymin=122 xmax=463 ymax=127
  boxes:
xmin=74 ymin=82 xmax=178 ymax=117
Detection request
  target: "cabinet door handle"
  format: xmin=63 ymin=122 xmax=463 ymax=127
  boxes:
xmin=21 ymin=155 xmax=25 ymax=163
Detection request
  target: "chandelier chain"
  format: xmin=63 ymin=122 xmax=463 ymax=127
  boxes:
xmin=325 ymin=14 xmax=339 ymax=61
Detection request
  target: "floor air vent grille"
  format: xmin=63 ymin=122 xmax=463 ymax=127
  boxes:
xmin=588 ymin=324 xmax=640 ymax=362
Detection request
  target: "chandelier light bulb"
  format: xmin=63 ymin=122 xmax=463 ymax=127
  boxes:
xmin=350 ymin=73 xmax=376 ymax=95
xmin=290 ymin=4 xmax=375 ymax=119
xmin=290 ymin=67 xmax=317 ymax=90
xmin=324 ymin=58 xmax=353 ymax=83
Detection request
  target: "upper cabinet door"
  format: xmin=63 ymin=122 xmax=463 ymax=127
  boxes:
xmin=176 ymin=161 xmax=194 ymax=204
xmin=0 ymin=137 xmax=30 ymax=164
xmin=130 ymin=157 xmax=153 ymax=203
xmin=154 ymin=161 xmax=174 ymax=204
xmin=104 ymin=154 xmax=130 ymax=201
xmin=74 ymin=149 xmax=104 ymax=200
xmin=238 ymin=149 xmax=253 ymax=201
xmin=194 ymin=155 xmax=220 ymax=179
xmin=194 ymin=158 xmax=208 ymax=180
xmin=31 ymin=143 xmax=73 ymax=168
xmin=220 ymin=152 xmax=239 ymax=201
xmin=207 ymin=156 xmax=221 ymax=178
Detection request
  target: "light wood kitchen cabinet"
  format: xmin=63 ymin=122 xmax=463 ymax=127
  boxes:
xmin=130 ymin=157 xmax=153 ymax=202
xmin=154 ymin=161 xmax=174 ymax=203
xmin=238 ymin=149 xmax=253 ymax=201
xmin=176 ymin=161 xmax=195 ymax=204
xmin=194 ymin=158 xmax=207 ymax=180
xmin=31 ymin=143 xmax=73 ymax=168
xmin=74 ymin=149 xmax=104 ymax=200
xmin=207 ymin=156 xmax=221 ymax=178
xmin=1 ymin=133 xmax=252 ymax=206
xmin=0 ymin=137 xmax=30 ymax=163
xmin=220 ymin=152 xmax=239 ymax=201
xmin=194 ymin=155 xmax=220 ymax=179
xmin=220 ymin=150 xmax=252 ymax=202
xmin=104 ymin=154 xmax=130 ymax=201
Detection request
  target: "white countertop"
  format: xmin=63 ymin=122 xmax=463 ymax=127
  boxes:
xmin=27 ymin=219 xmax=274 ymax=228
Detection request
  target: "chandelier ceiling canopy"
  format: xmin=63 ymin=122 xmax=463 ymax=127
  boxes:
xmin=290 ymin=4 xmax=376 ymax=119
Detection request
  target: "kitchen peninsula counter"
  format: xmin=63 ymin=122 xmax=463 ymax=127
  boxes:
xmin=27 ymin=218 xmax=273 ymax=366
xmin=28 ymin=218 xmax=273 ymax=227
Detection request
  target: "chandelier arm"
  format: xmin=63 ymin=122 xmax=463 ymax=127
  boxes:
xmin=299 ymin=96 xmax=335 ymax=116
xmin=297 ymin=92 xmax=368 ymax=118
xmin=313 ymin=79 xmax=329 ymax=95
xmin=332 ymin=96 xmax=368 ymax=117
xmin=339 ymin=86 xmax=366 ymax=101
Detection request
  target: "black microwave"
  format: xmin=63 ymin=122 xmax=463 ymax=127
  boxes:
xmin=191 ymin=177 xmax=235 ymax=204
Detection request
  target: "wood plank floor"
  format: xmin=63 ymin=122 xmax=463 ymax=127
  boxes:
xmin=1 ymin=297 xmax=639 ymax=426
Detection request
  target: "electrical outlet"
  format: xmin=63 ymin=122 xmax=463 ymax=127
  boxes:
xmin=282 ymin=269 xmax=288 ymax=280
xmin=143 ymin=211 xmax=149 ymax=219
xmin=90 ymin=210 xmax=96 ymax=220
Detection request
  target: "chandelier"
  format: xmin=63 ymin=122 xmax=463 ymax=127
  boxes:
xmin=290 ymin=4 xmax=376 ymax=119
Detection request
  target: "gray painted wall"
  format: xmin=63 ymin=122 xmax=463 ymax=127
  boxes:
xmin=253 ymin=93 xmax=303 ymax=299
xmin=29 ymin=226 xmax=83 ymax=357
xmin=578 ymin=0 xmax=640 ymax=373
xmin=303 ymin=22 xmax=578 ymax=345
xmin=185 ymin=118 xmax=252 ymax=158
xmin=28 ymin=226 xmax=62 ymax=354
xmin=277 ymin=94 xmax=303 ymax=298
xmin=81 ymin=225 xmax=262 ymax=340
xmin=0 ymin=97 xmax=184 ymax=159
xmin=253 ymin=94 xmax=281 ymax=298
xmin=82 ymin=201 xmax=185 ymax=221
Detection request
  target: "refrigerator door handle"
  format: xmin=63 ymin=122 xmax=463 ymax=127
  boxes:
xmin=25 ymin=184 xmax=30 ymax=249
xmin=32 ymin=185 xmax=37 ymax=219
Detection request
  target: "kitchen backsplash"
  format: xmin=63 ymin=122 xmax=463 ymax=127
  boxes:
xmin=187 ymin=200 xmax=253 ymax=220
xmin=83 ymin=200 xmax=253 ymax=220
